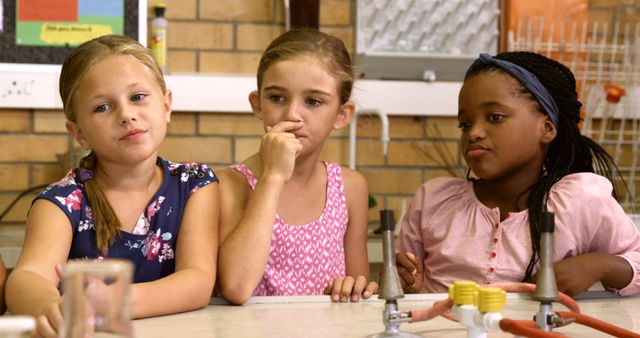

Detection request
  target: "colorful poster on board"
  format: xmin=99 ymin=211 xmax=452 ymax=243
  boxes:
xmin=16 ymin=0 xmax=124 ymax=46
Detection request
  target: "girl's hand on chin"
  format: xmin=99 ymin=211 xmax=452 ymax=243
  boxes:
xmin=260 ymin=121 xmax=303 ymax=182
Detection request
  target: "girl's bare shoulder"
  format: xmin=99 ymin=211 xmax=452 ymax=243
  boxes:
xmin=338 ymin=165 xmax=368 ymax=195
xmin=216 ymin=166 xmax=253 ymax=202
xmin=343 ymin=165 xmax=365 ymax=178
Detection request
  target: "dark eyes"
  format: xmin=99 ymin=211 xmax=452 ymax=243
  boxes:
xmin=457 ymin=121 xmax=471 ymax=131
xmin=457 ymin=113 xmax=505 ymax=131
xmin=488 ymin=113 xmax=504 ymax=121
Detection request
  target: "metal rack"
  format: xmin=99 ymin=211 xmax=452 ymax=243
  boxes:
xmin=355 ymin=0 xmax=499 ymax=81
xmin=509 ymin=15 xmax=640 ymax=212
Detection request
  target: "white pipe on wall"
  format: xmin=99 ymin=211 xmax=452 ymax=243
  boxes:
xmin=349 ymin=109 xmax=389 ymax=170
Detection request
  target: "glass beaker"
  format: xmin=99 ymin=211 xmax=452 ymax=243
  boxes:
xmin=61 ymin=259 xmax=133 ymax=338
xmin=0 ymin=316 xmax=35 ymax=338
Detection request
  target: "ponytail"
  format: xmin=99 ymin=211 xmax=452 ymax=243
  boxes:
xmin=78 ymin=151 xmax=122 ymax=255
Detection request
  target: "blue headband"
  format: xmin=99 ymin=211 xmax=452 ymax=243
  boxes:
xmin=468 ymin=53 xmax=560 ymax=128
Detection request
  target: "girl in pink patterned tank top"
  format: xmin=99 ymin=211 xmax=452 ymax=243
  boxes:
xmin=216 ymin=28 xmax=379 ymax=305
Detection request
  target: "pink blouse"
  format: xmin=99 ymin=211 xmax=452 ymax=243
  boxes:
xmin=396 ymin=173 xmax=640 ymax=296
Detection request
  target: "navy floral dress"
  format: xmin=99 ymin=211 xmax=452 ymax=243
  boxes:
xmin=35 ymin=157 xmax=217 ymax=283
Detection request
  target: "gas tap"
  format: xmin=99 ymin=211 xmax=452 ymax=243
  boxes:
xmin=531 ymin=211 xmax=574 ymax=331
xmin=371 ymin=210 xmax=421 ymax=338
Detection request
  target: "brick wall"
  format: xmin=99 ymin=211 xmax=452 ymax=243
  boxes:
xmin=150 ymin=0 xmax=353 ymax=74
xmin=0 ymin=0 xmax=637 ymax=229
xmin=0 ymin=107 xmax=462 ymax=225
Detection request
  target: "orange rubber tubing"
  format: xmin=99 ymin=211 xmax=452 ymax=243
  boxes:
xmin=500 ymin=318 xmax=566 ymax=338
xmin=407 ymin=283 xmax=637 ymax=337
xmin=409 ymin=298 xmax=453 ymax=323
xmin=492 ymin=282 xmax=581 ymax=313
xmin=408 ymin=282 xmax=580 ymax=324
xmin=557 ymin=311 xmax=640 ymax=338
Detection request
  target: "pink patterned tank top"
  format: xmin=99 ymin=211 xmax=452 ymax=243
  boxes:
xmin=231 ymin=162 xmax=348 ymax=296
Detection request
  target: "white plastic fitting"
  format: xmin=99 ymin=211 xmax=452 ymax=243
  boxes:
xmin=457 ymin=305 xmax=503 ymax=338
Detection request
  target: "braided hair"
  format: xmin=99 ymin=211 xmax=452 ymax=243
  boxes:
xmin=464 ymin=51 xmax=625 ymax=282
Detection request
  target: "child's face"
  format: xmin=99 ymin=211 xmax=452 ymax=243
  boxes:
xmin=457 ymin=71 xmax=555 ymax=181
xmin=250 ymin=56 xmax=354 ymax=155
xmin=66 ymin=54 xmax=172 ymax=166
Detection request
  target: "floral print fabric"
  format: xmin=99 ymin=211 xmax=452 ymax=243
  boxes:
xmin=35 ymin=157 xmax=217 ymax=283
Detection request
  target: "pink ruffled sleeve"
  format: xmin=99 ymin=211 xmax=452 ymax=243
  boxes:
xmin=395 ymin=177 xmax=469 ymax=263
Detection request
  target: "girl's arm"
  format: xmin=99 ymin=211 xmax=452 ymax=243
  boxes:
xmin=547 ymin=252 xmax=633 ymax=297
xmin=593 ymin=222 xmax=640 ymax=296
xmin=547 ymin=213 xmax=640 ymax=297
xmin=217 ymin=122 xmax=302 ymax=305
xmin=325 ymin=168 xmax=378 ymax=302
xmin=129 ymin=182 xmax=219 ymax=318
xmin=546 ymin=174 xmax=640 ymax=296
xmin=216 ymin=168 xmax=286 ymax=304
xmin=6 ymin=200 xmax=72 ymax=336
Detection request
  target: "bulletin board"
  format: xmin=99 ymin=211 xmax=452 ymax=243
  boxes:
xmin=0 ymin=0 xmax=144 ymax=64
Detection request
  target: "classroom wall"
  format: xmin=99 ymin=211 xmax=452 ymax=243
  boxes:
xmin=0 ymin=0 xmax=637 ymax=229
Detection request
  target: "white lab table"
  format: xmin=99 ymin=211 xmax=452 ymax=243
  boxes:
xmin=133 ymin=293 xmax=640 ymax=337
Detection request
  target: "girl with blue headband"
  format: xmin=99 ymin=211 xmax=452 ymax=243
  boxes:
xmin=395 ymin=51 xmax=640 ymax=297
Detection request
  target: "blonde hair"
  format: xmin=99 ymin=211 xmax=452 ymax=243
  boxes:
xmin=256 ymin=28 xmax=354 ymax=104
xmin=59 ymin=34 xmax=166 ymax=254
